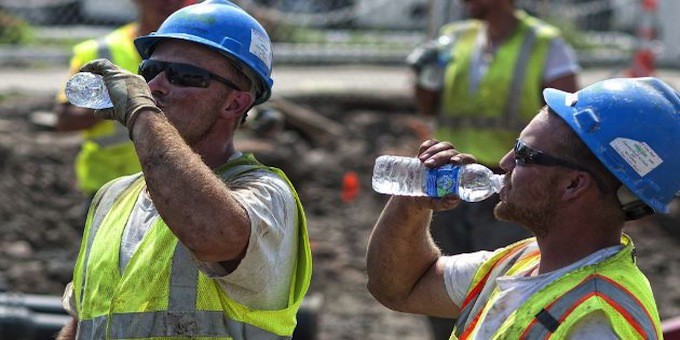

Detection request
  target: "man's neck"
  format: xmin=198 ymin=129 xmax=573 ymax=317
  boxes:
xmin=534 ymin=225 xmax=622 ymax=274
xmin=484 ymin=10 xmax=519 ymax=46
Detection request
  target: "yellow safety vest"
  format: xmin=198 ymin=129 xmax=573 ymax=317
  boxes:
xmin=58 ymin=23 xmax=142 ymax=194
xmin=437 ymin=11 xmax=558 ymax=166
xmin=72 ymin=154 xmax=312 ymax=339
xmin=452 ymin=235 xmax=662 ymax=339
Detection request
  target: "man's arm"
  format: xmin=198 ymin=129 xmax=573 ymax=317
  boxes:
xmin=79 ymin=59 xmax=252 ymax=266
xmin=414 ymin=85 xmax=441 ymax=117
xmin=367 ymin=196 xmax=460 ymax=318
xmin=366 ymin=140 xmax=472 ymax=318
xmin=132 ymin=112 xmax=251 ymax=265
xmin=54 ymin=102 xmax=101 ymax=132
xmin=56 ymin=317 xmax=77 ymax=340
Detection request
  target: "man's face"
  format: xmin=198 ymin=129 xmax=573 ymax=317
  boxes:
xmin=494 ymin=111 xmax=567 ymax=236
xmin=146 ymin=40 xmax=239 ymax=145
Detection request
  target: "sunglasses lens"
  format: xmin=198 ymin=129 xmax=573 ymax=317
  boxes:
xmin=138 ymin=60 xmax=211 ymax=88
xmin=139 ymin=60 xmax=164 ymax=82
xmin=514 ymin=141 xmax=530 ymax=165
xmin=167 ymin=64 xmax=210 ymax=88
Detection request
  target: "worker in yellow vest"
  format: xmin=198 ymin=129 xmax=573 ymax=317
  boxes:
xmin=367 ymin=77 xmax=678 ymax=339
xmin=407 ymin=1 xmax=580 ymax=336
xmin=53 ymin=0 xmax=195 ymax=211
xmin=56 ymin=1 xmax=312 ymax=339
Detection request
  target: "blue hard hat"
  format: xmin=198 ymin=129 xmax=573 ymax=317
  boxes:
xmin=544 ymin=77 xmax=680 ymax=214
xmin=134 ymin=0 xmax=273 ymax=105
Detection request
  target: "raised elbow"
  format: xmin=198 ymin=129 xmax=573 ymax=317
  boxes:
xmin=366 ymin=280 xmax=409 ymax=312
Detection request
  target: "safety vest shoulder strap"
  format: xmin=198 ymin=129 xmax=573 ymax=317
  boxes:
xmin=521 ymin=274 xmax=660 ymax=339
xmin=216 ymin=153 xmax=313 ymax=308
xmin=499 ymin=235 xmax=662 ymax=339
xmin=454 ymin=238 xmax=537 ymax=336
xmin=76 ymin=154 xmax=309 ymax=338
xmin=73 ymin=173 xmax=142 ymax=313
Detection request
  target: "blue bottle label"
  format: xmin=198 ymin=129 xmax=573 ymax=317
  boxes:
xmin=425 ymin=165 xmax=460 ymax=197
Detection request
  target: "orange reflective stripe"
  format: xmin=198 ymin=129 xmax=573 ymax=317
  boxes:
xmin=457 ymin=242 xmax=534 ymax=338
xmin=520 ymin=274 xmax=659 ymax=339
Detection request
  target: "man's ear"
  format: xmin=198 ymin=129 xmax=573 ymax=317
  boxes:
xmin=562 ymin=171 xmax=595 ymax=201
xmin=222 ymin=91 xmax=255 ymax=119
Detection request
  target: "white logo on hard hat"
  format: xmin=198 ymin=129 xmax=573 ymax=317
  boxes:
xmin=250 ymin=29 xmax=272 ymax=69
xmin=610 ymin=137 xmax=663 ymax=177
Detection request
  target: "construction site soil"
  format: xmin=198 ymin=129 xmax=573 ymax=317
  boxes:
xmin=1 ymin=91 xmax=679 ymax=339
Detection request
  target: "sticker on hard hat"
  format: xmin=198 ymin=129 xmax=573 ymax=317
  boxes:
xmin=250 ymin=29 xmax=272 ymax=69
xmin=610 ymin=137 xmax=663 ymax=177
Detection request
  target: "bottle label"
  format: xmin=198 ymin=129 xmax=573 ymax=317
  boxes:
xmin=425 ymin=165 xmax=460 ymax=197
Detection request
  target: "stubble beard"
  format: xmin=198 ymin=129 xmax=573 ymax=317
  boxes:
xmin=494 ymin=182 xmax=560 ymax=238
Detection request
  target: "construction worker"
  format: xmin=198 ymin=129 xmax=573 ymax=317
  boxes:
xmin=406 ymin=1 xmax=580 ymax=336
xmin=366 ymin=77 xmax=678 ymax=338
xmin=53 ymin=0 xmax=195 ymax=215
xmin=56 ymin=1 xmax=311 ymax=338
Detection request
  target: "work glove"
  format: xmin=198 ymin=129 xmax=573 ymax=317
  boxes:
xmin=80 ymin=58 xmax=161 ymax=136
xmin=405 ymin=40 xmax=440 ymax=72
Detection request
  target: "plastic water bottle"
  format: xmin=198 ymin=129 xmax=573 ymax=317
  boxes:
xmin=65 ymin=72 xmax=113 ymax=109
xmin=372 ymin=155 xmax=504 ymax=202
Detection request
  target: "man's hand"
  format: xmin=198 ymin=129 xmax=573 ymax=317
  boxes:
xmin=80 ymin=59 xmax=161 ymax=133
xmin=411 ymin=139 xmax=479 ymax=211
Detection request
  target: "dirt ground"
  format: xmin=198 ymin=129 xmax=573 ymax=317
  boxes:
xmin=1 ymin=90 xmax=679 ymax=339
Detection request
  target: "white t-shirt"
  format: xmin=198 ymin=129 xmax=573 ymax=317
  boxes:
xmin=64 ymin=152 xmax=299 ymax=314
xmin=442 ymin=244 xmax=622 ymax=339
xmin=419 ymin=30 xmax=580 ymax=91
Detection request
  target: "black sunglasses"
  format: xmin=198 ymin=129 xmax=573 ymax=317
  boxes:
xmin=514 ymin=139 xmax=587 ymax=171
xmin=138 ymin=59 xmax=242 ymax=91
xmin=514 ymin=139 xmax=606 ymax=190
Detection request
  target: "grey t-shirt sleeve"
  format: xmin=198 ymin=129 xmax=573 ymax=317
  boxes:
xmin=192 ymin=169 xmax=299 ymax=310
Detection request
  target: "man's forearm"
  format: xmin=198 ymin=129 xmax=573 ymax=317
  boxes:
xmin=56 ymin=317 xmax=77 ymax=340
xmin=366 ymin=196 xmax=440 ymax=309
xmin=131 ymin=111 xmax=251 ymax=263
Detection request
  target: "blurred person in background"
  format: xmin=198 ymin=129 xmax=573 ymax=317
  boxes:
xmin=406 ymin=0 xmax=580 ymax=337
xmin=53 ymin=0 xmax=196 ymax=218
xmin=56 ymin=1 xmax=311 ymax=338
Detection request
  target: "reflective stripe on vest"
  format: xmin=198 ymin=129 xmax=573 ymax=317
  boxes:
xmin=77 ymin=173 xmax=141 ymax=321
xmin=437 ymin=24 xmax=538 ymax=131
xmin=521 ymin=274 xmax=658 ymax=339
xmin=77 ymin=241 xmax=286 ymax=339
xmin=455 ymin=240 xmax=537 ymax=339
xmin=453 ymin=235 xmax=661 ymax=339
xmin=75 ymin=155 xmax=306 ymax=339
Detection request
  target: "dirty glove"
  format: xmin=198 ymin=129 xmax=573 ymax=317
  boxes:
xmin=80 ymin=58 xmax=161 ymax=135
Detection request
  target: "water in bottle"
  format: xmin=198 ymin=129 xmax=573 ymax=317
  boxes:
xmin=65 ymin=72 xmax=113 ymax=109
xmin=371 ymin=155 xmax=504 ymax=202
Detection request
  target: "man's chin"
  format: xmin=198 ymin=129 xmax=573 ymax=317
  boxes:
xmin=494 ymin=201 xmax=521 ymax=225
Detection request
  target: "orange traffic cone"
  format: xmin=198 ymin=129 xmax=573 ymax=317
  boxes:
xmin=626 ymin=0 xmax=658 ymax=77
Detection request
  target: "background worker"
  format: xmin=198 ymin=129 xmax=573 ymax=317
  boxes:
xmin=56 ymin=1 xmax=311 ymax=338
xmin=406 ymin=0 xmax=580 ymax=336
xmin=53 ymin=0 xmax=195 ymax=214
xmin=367 ymin=77 xmax=679 ymax=339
